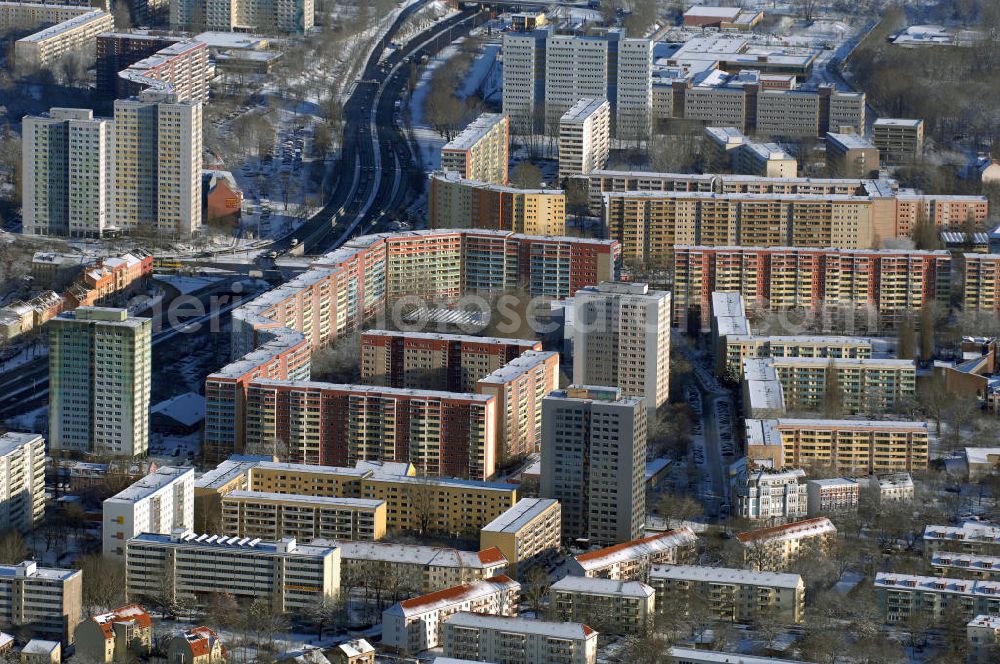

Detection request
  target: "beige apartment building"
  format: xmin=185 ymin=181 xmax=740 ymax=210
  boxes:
xmin=429 ymin=172 xmax=565 ymax=235
xmin=572 ymin=282 xmax=671 ymax=416
xmin=220 ymin=490 xmax=387 ymax=541
xmin=963 ymin=254 xmax=1000 ymax=313
xmin=112 ymin=91 xmax=202 ymax=236
xmin=746 ymin=357 xmax=916 ymax=415
xmin=441 ymin=113 xmax=510 ymax=185
xmin=550 ymin=577 xmax=655 ymax=635
xmin=480 ymin=498 xmax=561 ymax=574
xmin=442 ymin=613 xmax=598 ymax=664
xmin=875 ymin=573 xmax=1000 ymax=624
xmin=704 ymin=128 xmax=796 ymax=177
xmin=382 ymin=576 xmax=521 ymax=653
xmin=745 ymin=418 xmax=930 ymax=474
xmin=826 ymin=132 xmax=880 ymax=178
xmin=476 ymin=351 xmax=560 ymax=462
xmin=195 ymin=459 xmax=518 ymax=537
xmin=125 ymin=531 xmax=339 ymax=613
xmin=737 ymin=517 xmax=837 ymax=571
xmin=873 ymin=118 xmax=924 ymax=162
xmin=968 ymin=615 xmax=1000 ymax=664
xmin=170 ymin=0 xmax=313 ymax=33
xmin=559 ymin=98 xmax=611 ymax=179
xmin=719 ymin=334 xmax=875 ymax=381
xmin=0 ymin=433 xmax=46 ymax=532
xmin=337 ymin=541 xmax=509 ymax=594
xmin=74 ymin=605 xmax=153 ymax=664
xmin=604 ymin=191 xmax=874 ymax=265
xmin=648 ymin=565 xmax=804 ymax=624
xmin=0 ymin=561 xmax=82 ymax=645
xmin=0 ymin=2 xmax=113 ymax=70
xmin=568 ymin=527 xmax=699 ymax=580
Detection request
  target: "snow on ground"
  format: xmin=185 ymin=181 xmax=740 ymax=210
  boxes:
xmin=458 ymin=43 xmax=500 ymax=100
xmin=0 ymin=342 xmax=46 ymax=373
xmin=407 ymin=42 xmax=461 ymax=171
xmin=155 ymin=274 xmax=228 ymax=295
xmin=5 ymin=404 xmax=46 ymax=432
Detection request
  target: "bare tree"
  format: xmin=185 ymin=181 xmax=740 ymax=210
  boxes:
xmin=0 ymin=530 xmax=27 ymax=564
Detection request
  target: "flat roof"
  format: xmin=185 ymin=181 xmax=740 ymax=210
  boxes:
xmin=0 ymin=432 xmax=42 ymax=457
xmin=551 ymin=576 xmax=654 ymax=598
xmin=362 ymin=329 xmax=537 ymax=348
xmin=442 ymin=113 xmax=506 ymax=152
xmin=667 ymin=647 xmax=806 ymax=664
xmin=481 ymin=498 xmax=558 ymax=533
xmin=18 ymin=9 xmax=108 ymax=43
xmin=650 ymin=564 xmax=801 ymax=589
xmin=334 ymin=541 xmax=507 ymax=568
xmin=130 ymin=531 xmax=336 ymax=557
xmin=684 ymin=6 xmax=740 ymax=19
xmin=874 ymin=118 xmax=923 ymax=127
xmin=105 ymin=467 xmax=193 ymax=504
xmin=478 ymin=351 xmax=556 ymax=385
xmin=561 ymin=97 xmax=608 ymax=123
xmin=827 ymin=132 xmax=876 ymax=150
xmin=223 ymin=490 xmax=384 ymax=510
xmin=442 ymin=613 xmax=595 ymax=640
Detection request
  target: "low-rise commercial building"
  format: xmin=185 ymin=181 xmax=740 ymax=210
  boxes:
xmin=873 ymin=118 xmax=924 ymax=162
xmin=745 ymin=419 xmax=930 ymax=475
xmin=382 ymin=576 xmax=520 ymax=653
xmin=103 ymin=466 xmax=195 ymax=558
xmin=0 ymin=561 xmax=82 ymax=645
xmin=442 ymin=613 xmax=598 ymax=664
xmin=125 ymin=531 xmax=340 ymax=613
xmin=74 ymin=605 xmax=153 ymax=663
xmin=737 ymin=517 xmax=837 ymax=571
xmin=336 ymin=541 xmax=509 ymax=593
xmin=479 ymin=498 xmax=561 ymax=575
xmin=568 ymin=528 xmax=698 ymax=580
xmin=550 ymin=576 xmax=654 ymax=635
xmin=220 ymin=491 xmax=387 ymax=541
xmin=648 ymin=565 xmax=804 ymax=624
xmin=0 ymin=433 xmax=46 ymax=532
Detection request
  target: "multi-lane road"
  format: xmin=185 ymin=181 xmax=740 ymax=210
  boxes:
xmin=271 ymin=4 xmax=488 ymax=255
xmin=0 ymin=6 xmax=490 ymax=421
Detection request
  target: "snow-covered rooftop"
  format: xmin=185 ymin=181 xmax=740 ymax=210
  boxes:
xmin=650 ymin=564 xmax=802 ymax=589
xmin=442 ymin=613 xmax=596 ymax=640
xmin=551 ymin=576 xmax=654 ymax=598
xmin=481 ymin=498 xmax=558 ymax=534
xmin=573 ymin=527 xmax=698 ymax=572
